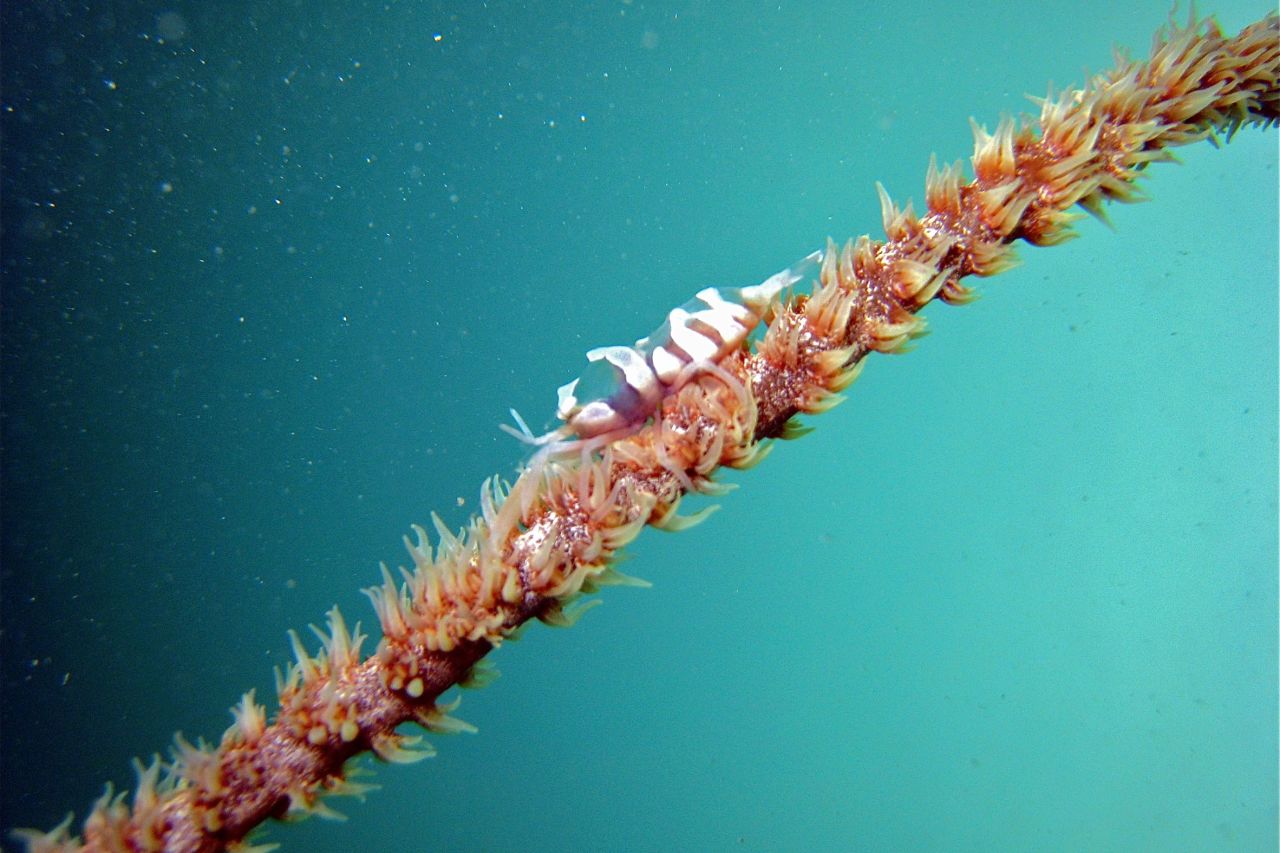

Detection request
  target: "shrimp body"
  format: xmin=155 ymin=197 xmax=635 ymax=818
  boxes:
xmin=556 ymin=250 xmax=823 ymax=439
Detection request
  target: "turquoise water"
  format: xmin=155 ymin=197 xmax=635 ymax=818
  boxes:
xmin=1 ymin=2 xmax=1275 ymax=851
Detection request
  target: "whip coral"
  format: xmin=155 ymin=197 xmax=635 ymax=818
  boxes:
xmin=14 ymin=11 xmax=1278 ymax=853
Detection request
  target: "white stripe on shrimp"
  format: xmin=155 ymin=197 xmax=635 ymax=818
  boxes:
xmin=505 ymin=250 xmax=822 ymax=460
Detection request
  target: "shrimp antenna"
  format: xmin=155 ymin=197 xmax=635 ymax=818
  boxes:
xmin=498 ymin=408 xmax=539 ymax=444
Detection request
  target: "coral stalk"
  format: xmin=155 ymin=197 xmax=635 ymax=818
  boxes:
xmin=18 ymin=12 xmax=1278 ymax=853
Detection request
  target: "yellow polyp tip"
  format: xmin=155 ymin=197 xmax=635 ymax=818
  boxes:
xmin=307 ymin=725 xmax=328 ymax=746
xmin=653 ymin=503 xmax=719 ymax=532
xmin=778 ymin=419 xmax=814 ymax=440
xmin=539 ymin=597 xmax=603 ymax=628
xmin=309 ymin=799 xmax=347 ymax=822
xmin=461 ymin=661 xmax=501 ymax=689
xmin=830 ymin=360 xmax=865 ymax=392
xmin=201 ymin=808 xmax=224 ymax=833
xmin=340 ymin=720 xmax=360 ymax=743
xmin=325 ymin=777 xmax=380 ymax=802
xmin=10 ymin=819 xmax=72 ymax=850
xmin=406 ymin=677 xmax=424 ymax=698
xmin=728 ymin=439 xmax=773 ymax=470
xmin=229 ymin=840 xmax=282 ymax=853
xmin=370 ymin=732 xmax=436 ymax=764
xmin=696 ymin=479 xmax=736 ymax=497
xmin=813 ymin=344 xmax=855 ymax=374
xmin=537 ymin=603 xmax=568 ymax=627
xmin=806 ymin=393 xmax=846 ymax=414
xmin=418 ymin=705 xmax=479 ymax=736
xmin=1076 ymin=195 xmax=1114 ymax=228
xmin=595 ymin=565 xmax=653 ymax=588
xmin=1034 ymin=228 xmax=1080 ymax=247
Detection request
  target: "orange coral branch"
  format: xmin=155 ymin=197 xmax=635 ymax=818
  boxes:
xmin=17 ymin=12 xmax=1278 ymax=853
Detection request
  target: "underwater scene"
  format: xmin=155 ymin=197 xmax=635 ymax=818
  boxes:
xmin=2 ymin=1 xmax=1276 ymax=851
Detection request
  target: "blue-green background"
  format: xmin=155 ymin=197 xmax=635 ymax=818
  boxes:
xmin=2 ymin=2 xmax=1275 ymax=851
